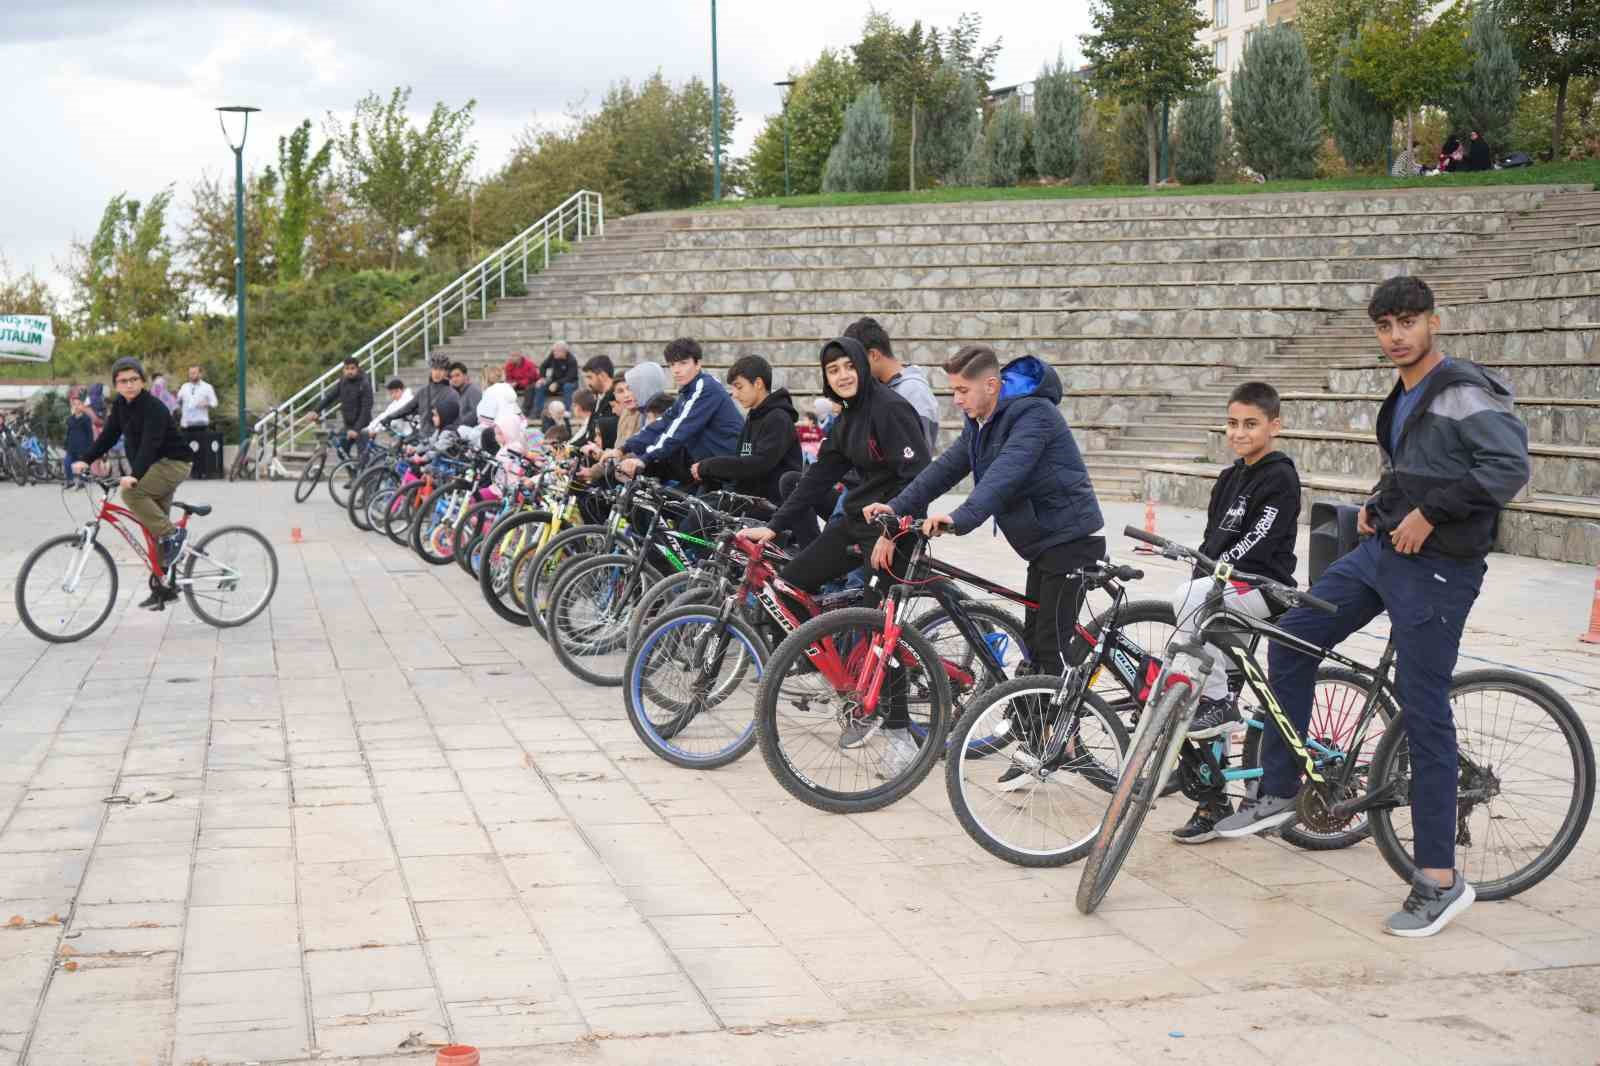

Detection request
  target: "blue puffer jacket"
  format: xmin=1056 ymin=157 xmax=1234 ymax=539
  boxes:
xmin=888 ymin=355 xmax=1103 ymax=560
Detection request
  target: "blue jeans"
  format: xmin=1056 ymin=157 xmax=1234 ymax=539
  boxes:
xmin=1263 ymin=536 xmax=1484 ymax=870
xmin=528 ymin=382 xmax=576 ymax=420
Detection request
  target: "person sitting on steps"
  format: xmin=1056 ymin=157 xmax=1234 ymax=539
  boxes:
xmin=72 ymin=357 xmax=196 ymax=609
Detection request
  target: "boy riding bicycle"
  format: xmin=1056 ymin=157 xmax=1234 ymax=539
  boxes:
xmin=72 ymin=357 xmax=195 ymax=609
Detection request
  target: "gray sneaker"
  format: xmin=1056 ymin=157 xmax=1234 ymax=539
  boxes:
xmin=1213 ymin=792 xmax=1297 ymax=837
xmin=838 ymin=716 xmax=883 ymax=750
xmin=1384 ymin=870 xmax=1475 ymax=938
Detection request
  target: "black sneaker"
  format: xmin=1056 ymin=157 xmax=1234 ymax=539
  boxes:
xmin=1187 ymin=696 xmax=1243 ymax=739
xmin=159 ymin=528 xmax=187 ymax=569
xmin=1171 ymin=801 xmax=1233 ymax=844
xmin=138 ymin=586 xmax=179 ymax=611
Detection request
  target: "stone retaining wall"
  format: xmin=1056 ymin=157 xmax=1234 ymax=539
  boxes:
xmin=1280 ymin=397 xmax=1600 ymax=446
xmin=1327 ymin=364 xmax=1600 ymax=396
xmin=532 ymin=336 xmax=1282 ymax=366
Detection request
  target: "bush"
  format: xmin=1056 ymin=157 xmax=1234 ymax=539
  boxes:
xmin=1231 ymin=23 xmax=1324 ymax=180
xmin=1175 ymin=83 xmax=1223 ymax=184
xmin=985 ymin=100 xmax=1028 ymax=187
xmin=1329 ymin=35 xmax=1392 ymax=170
xmin=823 ymin=85 xmax=893 ymax=193
xmin=1033 ymin=54 xmax=1087 ymax=180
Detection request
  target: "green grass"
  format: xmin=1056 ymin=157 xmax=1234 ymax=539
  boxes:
xmin=700 ymin=160 xmax=1600 ymax=211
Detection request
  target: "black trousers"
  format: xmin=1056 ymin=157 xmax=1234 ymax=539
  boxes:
xmin=1023 ymin=536 xmax=1107 ymax=676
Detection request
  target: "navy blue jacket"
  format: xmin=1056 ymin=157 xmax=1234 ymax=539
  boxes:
xmin=623 ymin=370 xmax=744 ymax=466
xmin=888 ymin=356 xmax=1103 ymax=561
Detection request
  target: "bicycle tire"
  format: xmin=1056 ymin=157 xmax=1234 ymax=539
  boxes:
xmin=522 ymin=523 xmax=611 ymax=638
xmin=1367 ymin=669 xmax=1595 ymax=902
xmin=327 ymin=457 xmax=360 ymax=509
xmin=347 ymin=467 xmax=394 ymax=532
xmin=10 ymin=446 xmax=30 ymax=486
xmin=545 ymin=553 xmax=665 ymax=687
xmin=454 ymin=499 xmax=503 ymax=577
xmin=908 ymin=602 xmax=1028 ymax=720
xmin=1076 ymin=678 xmax=1195 ymax=914
xmin=755 ymin=606 xmax=952 ymax=815
xmin=15 ymin=535 xmax=118 ymax=643
xmin=946 ymin=678 xmax=1131 ymax=867
xmin=477 ymin=510 xmax=556 ymax=627
xmin=294 ymin=449 xmax=326 ymax=503
xmin=182 ymin=525 xmax=279 ymax=628
xmin=627 ymin=569 xmax=719 ymax=652
xmin=411 ymin=478 xmax=472 ymax=565
xmin=385 ymin=481 xmax=426 ymax=545
xmin=624 ymin=605 xmax=766 ymax=769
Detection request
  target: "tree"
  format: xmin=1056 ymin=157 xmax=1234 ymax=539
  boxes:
xmin=1346 ymin=0 xmax=1471 ymax=135
xmin=1297 ymin=0 xmax=1384 ymax=97
xmin=334 ymin=86 xmax=477 ymax=269
xmin=918 ymin=62 xmax=985 ymax=185
xmin=1033 ymin=52 xmax=1088 ymax=180
xmin=1175 ymin=82 xmax=1223 ymax=183
xmin=1073 ymin=96 xmax=1113 ymax=185
xmin=1496 ymin=0 xmax=1600 ymax=160
xmin=69 ymin=191 xmax=189 ymax=337
xmin=178 ymin=170 xmax=278 ymax=299
xmin=1443 ymin=3 xmax=1520 ymax=152
xmin=745 ymin=50 xmax=860 ymax=197
xmin=272 ymin=119 xmax=334 ymax=283
xmin=1080 ymin=0 xmax=1214 ymax=186
xmin=1329 ymin=34 xmax=1393 ymax=168
xmin=1232 ymin=23 xmax=1325 ymax=179
xmin=823 ymin=85 xmax=893 ymax=193
xmin=594 ymin=72 xmax=738 ymax=211
xmin=984 ymin=99 xmax=1028 ymax=186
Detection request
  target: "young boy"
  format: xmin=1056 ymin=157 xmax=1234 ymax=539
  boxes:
xmin=1168 ymin=380 xmax=1301 ymax=844
xmin=72 ymin=357 xmax=195 ymax=608
xmin=692 ymin=354 xmax=803 ymax=506
xmin=619 ymin=338 xmax=743 ymax=483
xmin=64 ymin=395 xmax=96 ymax=487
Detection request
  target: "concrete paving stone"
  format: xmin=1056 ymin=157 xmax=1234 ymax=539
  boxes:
xmin=174 ymin=965 xmax=311 ymax=1064
xmin=293 ymin=785 xmax=375 ymax=807
xmin=190 ymin=853 xmax=297 ymax=906
xmin=63 ymin=923 xmax=184 ymax=955
xmin=650 ymin=913 xmax=778 ymax=951
xmin=444 ymin=747 xmax=529 ymax=770
xmin=297 ymin=860 xmax=417 ymax=951
xmin=502 ymin=847 xmax=616 ymax=890
xmin=569 ymin=971 xmax=721 ymax=1038
xmin=70 ymin=901 xmax=185 ymax=930
xmin=674 ymin=945 xmax=845 ymax=1027
xmin=291 ymin=765 xmax=371 ymax=790
xmin=293 ymin=804 xmax=395 ymax=863
xmin=78 ymin=848 xmax=196 ymax=905
xmin=28 ymin=998 xmax=175 ymax=1066
xmin=199 ymin=793 xmax=292 ymax=829
xmin=621 ymin=880 xmax=747 ymax=918
xmin=305 ymin=943 xmax=433 ymax=996
xmin=401 ymin=853 xmax=516 ymax=901
xmin=388 ymin=819 xmax=495 ymax=858
xmin=445 ymin=994 xmax=588 ymax=1048
xmin=424 ymin=934 xmax=564 ymax=1001
xmin=414 ymin=897 xmax=535 ymax=940
xmin=313 ymin=986 xmax=449 ymax=1058
xmin=182 ymin=904 xmax=301 ymax=974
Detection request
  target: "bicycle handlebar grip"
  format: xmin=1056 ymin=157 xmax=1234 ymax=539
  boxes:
xmin=1122 ymin=524 xmax=1166 ymax=548
xmin=1301 ymin=591 xmax=1340 ymax=615
xmin=1112 ymin=565 xmax=1145 ymax=582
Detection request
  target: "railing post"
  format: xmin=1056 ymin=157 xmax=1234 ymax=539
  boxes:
xmin=462 ymin=278 xmax=469 ymax=329
xmin=544 ymin=220 xmax=550 ymax=270
xmin=500 ymin=254 xmax=506 ymax=298
xmin=392 ymin=333 xmax=398 ymax=379
xmin=423 ymin=305 xmax=430 ymax=362
xmin=597 ymin=193 xmax=604 ymax=237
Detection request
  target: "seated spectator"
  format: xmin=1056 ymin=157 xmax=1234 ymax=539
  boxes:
xmin=504 ymin=351 xmax=539 ymax=397
xmin=796 ymin=410 xmax=824 ymax=463
xmin=1438 ymin=134 xmax=1463 ymax=173
xmin=1391 ymin=140 xmax=1424 ymax=177
xmin=544 ymin=399 xmax=571 ymax=441
xmin=528 ymin=342 xmax=579 ymax=417
xmin=1463 ymin=130 xmax=1492 ymax=172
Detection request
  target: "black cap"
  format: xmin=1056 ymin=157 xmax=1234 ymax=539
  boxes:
xmin=110 ymin=356 xmax=146 ymax=382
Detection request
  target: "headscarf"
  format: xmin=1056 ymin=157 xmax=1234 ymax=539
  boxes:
xmin=494 ymin=411 xmax=527 ymax=454
xmin=623 ymin=362 xmax=667 ymax=411
xmin=151 ymin=376 xmax=177 ymax=413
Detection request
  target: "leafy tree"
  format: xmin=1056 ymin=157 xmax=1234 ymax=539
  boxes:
xmin=69 ymin=191 xmax=189 ymax=337
xmin=1232 ymin=23 xmax=1325 ymax=179
xmin=1496 ymin=0 xmax=1600 ymax=160
xmin=1073 ymin=96 xmax=1114 ymax=185
xmin=940 ymin=11 xmax=1005 ymax=91
xmin=272 ymin=119 xmax=334 ymax=283
xmin=1509 ymin=76 xmax=1600 ymax=157
xmin=918 ymin=62 xmax=985 ymax=185
xmin=1113 ymin=103 xmax=1150 ymax=184
xmin=1033 ymin=52 xmax=1088 ymax=180
xmin=1329 ymin=34 xmax=1393 ymax=168
xmin=746 ymin=50 xmax=860 ymax=197
xmin=334 ymin=86 xmax=477 ymax=269
xmin=1346 ymin=0 xmax=1471 ymax=130
xmin=1297 ymin=0 xmax=1384 ymax=97
xmin=594 ymin=72 xmax=738 ymax=211
xmin=1080 ymin=0 xmax=1214 ymax=186
xmin=823 ymin=85 xmax=893 ymax=192
xmin=1175 ymin=82 xmax=1223 ymax=183
xmin=1443 ymin=3 xmax=1520 ymax=152
xmin=0 ymin=254 xmax=67 ymax=335
xmin=984 ymin=99 xmax=1028 ymax=186
xmin=178 ymin=170 xmax=278 ymax=298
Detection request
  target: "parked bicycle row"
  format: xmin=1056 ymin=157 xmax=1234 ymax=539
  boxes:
xmin=313 ymin=282 xmax=1592 ymax=941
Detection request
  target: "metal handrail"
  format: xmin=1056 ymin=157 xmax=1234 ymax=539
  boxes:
xmin=254 ymin=189 xmax=603 ymax=453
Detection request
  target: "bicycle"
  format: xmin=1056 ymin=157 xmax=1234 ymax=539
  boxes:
xmin=1075 ymin=525 xmax=1596 ymax=914
xmin=295 ymin=426 xmax=366 ymax=504
xmin=15 ymin=477 xmax=279 ymax=642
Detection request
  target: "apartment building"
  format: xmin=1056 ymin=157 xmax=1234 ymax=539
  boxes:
xmin=1195 ymin=0 xmax=1300 ymax=78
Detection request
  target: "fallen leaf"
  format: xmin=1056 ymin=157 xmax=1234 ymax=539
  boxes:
xmin=46 ymin=914 xmax=62 ymax=925
xmin=358 ymin=941 xmax=384 ymax=949
xmin=5 ymin=916 xmax=23 ymax=928
xmin=131 ymin=921 xmax=161 ymax=929
xmin=521 ymin=752 xmax=535 ymax=768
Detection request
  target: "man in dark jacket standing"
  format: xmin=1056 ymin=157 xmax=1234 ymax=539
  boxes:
xmin=1216 ymin=276 xmax=1530 ymax=940
xmin=867 ymin=346 xmax=1104 ymax=685
xmin=72 ymin=357 xmax=196 ymax=608
xmin=693 ymin=354 xmax=802 ymax=507
xmin=318 ymin=357 xmax=374 ymax=458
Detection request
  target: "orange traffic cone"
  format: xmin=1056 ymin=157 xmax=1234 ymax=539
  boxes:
xmin=1581 ymin=565 xmax=1600 ymax=645
xmin=436 ymin=1046 xmax=480 ymax=1066
xmin=1133 ymin=501 xmax=1158 ymax=555
xmin=290 ymin=527 xmax=303 ymax=545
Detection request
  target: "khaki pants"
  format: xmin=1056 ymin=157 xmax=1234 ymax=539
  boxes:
xmin=122 ymin=458 xmax=191 ymax=539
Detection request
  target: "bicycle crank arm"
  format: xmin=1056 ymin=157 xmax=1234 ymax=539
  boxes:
xmin=1328 ymin=778 xmax=1408 ymax=820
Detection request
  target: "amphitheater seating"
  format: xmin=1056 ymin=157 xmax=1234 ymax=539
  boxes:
xmin=419 ymin=183 xmax=1600 ymax=563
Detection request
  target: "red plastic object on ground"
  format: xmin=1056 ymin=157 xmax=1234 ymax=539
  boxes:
xmin=1581 ymin=566 xmax=1600 ymax=644
xmin=436 ymin=1046 xmax=480 ymax=1066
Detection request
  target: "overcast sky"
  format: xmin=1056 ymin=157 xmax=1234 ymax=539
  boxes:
xmin=0 ymin=1 xmax=1094 ymax=296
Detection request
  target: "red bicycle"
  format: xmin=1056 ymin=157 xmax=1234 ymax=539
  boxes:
xmin=15 ymin=477 xmax=279 ymax=642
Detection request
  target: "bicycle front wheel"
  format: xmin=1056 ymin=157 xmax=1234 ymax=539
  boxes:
xmin=947 ymin=677 xmax=1130 ymax=867
xmin=16 ymin=535 xmax=119 ymax=643
xmin=1076 ymin=678 xmax=1195 ymax=914
xmin=1367 ymin=669 xmax=1595 ymax=901
xmin=625 ymin=606 xmax=765 ymax=769
xmin=545 ymin=553 xmax=663 ymax=687
xmin=294 ymin=449 xmax=326 ymax=503
xmin=327 ymin=457 xmax=360 ymax=509
xmin=182 ymin=525 xmax=279 ymax=628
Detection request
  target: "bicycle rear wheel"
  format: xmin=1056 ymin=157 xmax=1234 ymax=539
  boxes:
xmin=411 ymin=479 xmax=471 ymax=564
xmin=182 ymin=526 xmax=279 ymax=628
xmin=1075 ymin=678 xmax=1195 ymax=914
xmin=1367 ymin=669 xmax=1595 ymax=901
xmin=294 ymin=449 xmax=326 ymax=503
xmin=627 ymin=569 xmax=720 ymax=652
xmin=625 ymin=606 xmax=765 ymax=769
xmin=909 ymin=603 xmax=1027 ymax=732
xmin=522 ymin=524 xmax=610 ymax=638
xmin=385 ymin=482 xmax=426 ymax=544
xmin=477 ymin=512 xmax=551 ymax=627
xmin=545 ymin=553 xmax=664 ymax=687
xmin=15 ymin=535 xmax=118 ymax=643
xmin=327 ymin=457 xmax=360 ymax=509
xmin=454 ymin=500 xmax=503 ymax=577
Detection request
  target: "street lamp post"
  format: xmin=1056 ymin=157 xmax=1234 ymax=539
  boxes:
xmin=216 ymin=105 xmax=259 ymax=449
xmin=711 ymin=0 xmax=721 ymax=200
xmin=774 ymin=80 xmax=795 ymax=197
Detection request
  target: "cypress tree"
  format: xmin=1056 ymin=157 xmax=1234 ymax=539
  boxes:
xmin=1231 ymin=23 xmax=1324 ymax=180
xmin=986 ymin=99 xmax=1028 ymax=186
xmin=1329 ymin=34 xmax=1391 ymax=169
xmin=1446 ymin=2 xmax=1521 ymax=151
xmin=1033 ymin=52 xmax=1087 ymax=180
xmin=1174 ymin=82 xmax=1223 ymax=184
xmin=822 ymin=84 xmax=892 ymax=193
xmin=918 ymin=63 xmax=984 ymax=185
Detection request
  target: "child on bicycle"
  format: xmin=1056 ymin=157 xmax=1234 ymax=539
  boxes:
xmin=72 ymin=357 xmax=195 ymax=609
xmin=64 ymin=395 xmax=95 ymax=488
xmin=1164 ymin=381 xmax=1301 ymax=844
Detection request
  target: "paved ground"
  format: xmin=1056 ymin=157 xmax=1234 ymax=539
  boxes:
xmin=0 ymin=480 xmax=1597 ymax=1066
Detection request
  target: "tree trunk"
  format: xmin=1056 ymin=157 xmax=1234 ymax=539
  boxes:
xmin=1146 ymin=104 xmax=1159 ymax=187
xmin=1553 ymin=73 xmax=1570 ymax=162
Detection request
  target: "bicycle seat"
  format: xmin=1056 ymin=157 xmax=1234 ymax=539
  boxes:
xmin=174 ymin=501 xmax=212 ymax=517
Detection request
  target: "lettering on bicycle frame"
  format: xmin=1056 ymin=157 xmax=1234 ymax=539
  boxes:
xmin=1104 ymin=626 xmax=1145 ymax=694
xmin=1229 ymin=645 xmax=1324 ymax=784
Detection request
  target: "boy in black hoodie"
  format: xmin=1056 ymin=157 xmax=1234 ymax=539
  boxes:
xmin=1168 ymin=381 xmax=1301 ymax=844
xmin=692 ymin=354 xmax=803 ymax=507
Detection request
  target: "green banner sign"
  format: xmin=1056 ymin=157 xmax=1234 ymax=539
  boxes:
xmin=0 ymin=314 xmax=55 ymax=362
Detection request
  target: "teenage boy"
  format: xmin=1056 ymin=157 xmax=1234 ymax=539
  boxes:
xmin=863 ymin=345 xmax=1103 ymax=786
xmin=581 ymin=355 xmax=619 ymax=448
xmin=448 ymin=362 xmax=482 ymax=432
xmin=1216 ymin=276 xmax=1530 ymax=939
xmin=72 ymin=357 xmax=194 ymax=608
xmin=744 ymin=337 xmax=931 ymax=773
xmin=64 ymin=395 xmax=96 ymax=487
xmin=618 ymin=338 xmax=743 ymax=483
xmin=1161 ymin=381 xmax=1301 ymax=843
xmin=366 ymin=378 xmax=413 ymax=436
xmin=844 ymin=316 xmax=939 ymax=451
xmin=381 ymin=355 xmax=454 ymax=429
xmin=692 ymin=354 xmax=803 ymax=507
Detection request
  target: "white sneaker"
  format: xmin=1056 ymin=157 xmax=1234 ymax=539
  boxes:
xmin=874 ymin=728 xmax=919 ymax=780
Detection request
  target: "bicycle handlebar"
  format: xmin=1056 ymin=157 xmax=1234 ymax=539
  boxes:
xmin=1120 ymin=524 xmax=1338 ymax=615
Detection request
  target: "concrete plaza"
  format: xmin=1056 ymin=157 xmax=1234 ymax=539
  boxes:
xmin=1 ymin=480 xmax=1597 ymax=1065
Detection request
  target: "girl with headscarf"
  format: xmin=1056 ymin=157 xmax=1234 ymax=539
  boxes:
xmin=151 ymin=375 xmax=178 ymax=416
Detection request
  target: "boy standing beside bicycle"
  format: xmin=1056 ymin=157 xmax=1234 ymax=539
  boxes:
xmin=1217 ymin=276 xmax=1530 ymax=939
xmin=72 ymin=357 xmax=194 ymax=608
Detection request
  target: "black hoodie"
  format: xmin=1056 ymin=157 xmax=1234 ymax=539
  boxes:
xmin=770 ymin=338 xmax=930 ymax=532
xmin=1198 ymin=450 xmax=1301 ymax=586
xmin=696 ymin=387 xmax=803 ymax=505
